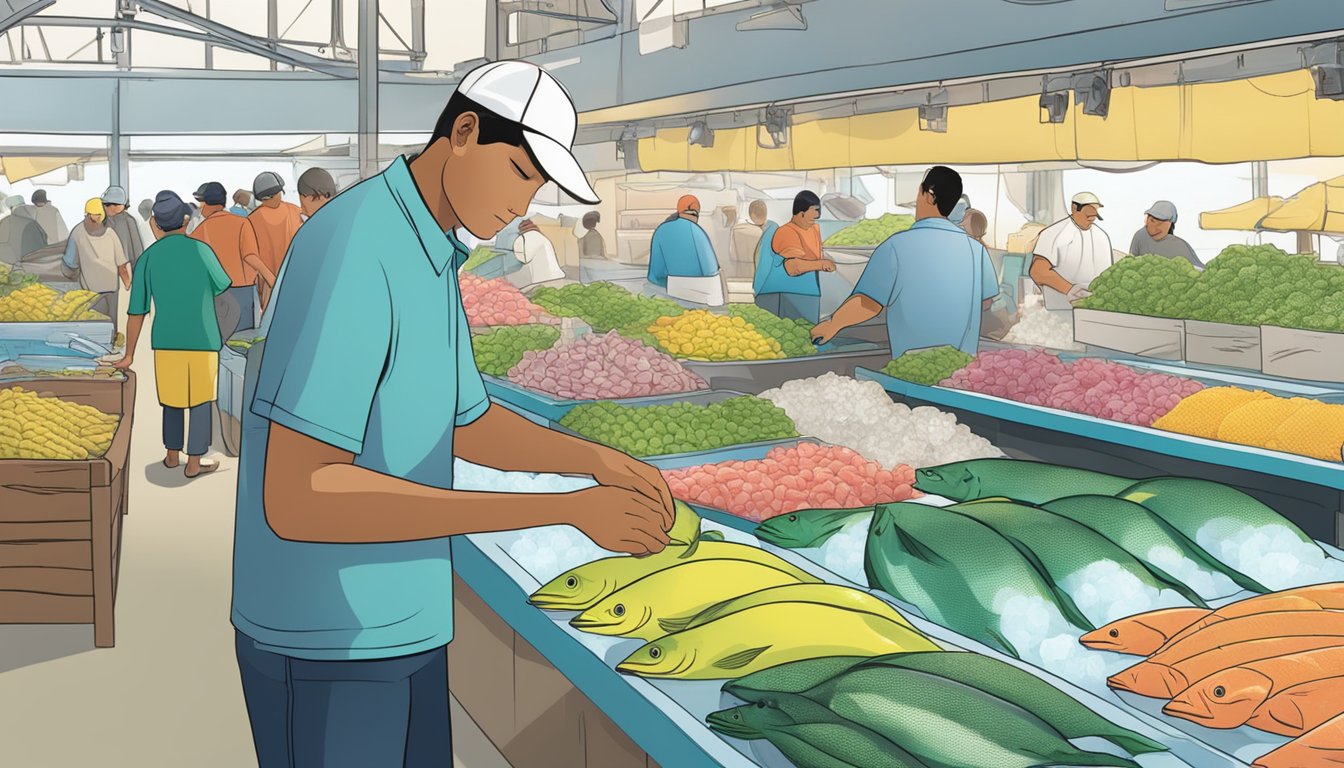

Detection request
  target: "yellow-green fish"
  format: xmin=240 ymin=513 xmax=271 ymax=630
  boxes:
xmin=570 ymin=559 xmax=811 ymax=640
xmin=528 ymin=540 xmax=817 ymax=611
xmin=658 ymin=583 xmax=916 ymax=637
xmin=616 ymin=602 xmax=938 ymax=680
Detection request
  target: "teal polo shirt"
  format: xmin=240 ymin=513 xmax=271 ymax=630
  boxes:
xmin=230 ymin=156 xmax=490 ymax=660
xmin=127 ymin=233 xmax=232 ymax=351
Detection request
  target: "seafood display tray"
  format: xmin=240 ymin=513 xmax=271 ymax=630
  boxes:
xmin=458 ymin=514 xmax=1254 ymax=768
xmin=679 ymin=338 xmax=891 ymax=395
xmin=482 ymin=374 xmax=716 ymax=423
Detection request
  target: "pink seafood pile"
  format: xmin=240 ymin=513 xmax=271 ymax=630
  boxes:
xmin=942 ymin=348 xmax=1203 ymax=426
xmin=459 ymin=273 xmax=553 ymax=327
xmin=508 ymin=332 xmax=707 ymax=400
xmin=664 ymin=443 xmax=919 ymax=522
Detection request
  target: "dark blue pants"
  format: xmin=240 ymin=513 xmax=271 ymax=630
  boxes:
xmin=755 ymin=292 xmax=821 ymax=324
xmin=235 ymin=631 xmax=452 ymax=768
xmin=162 ymin=402 xmax=211 ymax=456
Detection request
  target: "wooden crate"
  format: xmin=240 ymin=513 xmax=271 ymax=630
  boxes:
xmin=0 ymin=373 xmax=135 ymax=647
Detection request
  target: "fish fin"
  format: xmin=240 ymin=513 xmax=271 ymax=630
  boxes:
xmin=997 ymin=535 xmax=1097 ymax=631
xmin=714 ymin=646 xmax=771 ymax=671
xmin=657 ymin=615 xmax=697 ymax=634
xmin=1140 ymin=564 xmax=1210 ymax=609
xmin=963 ymin=496 xmax=1015 ymax=505
xmin=700 ymin=530 xmax=726 ymax=542
xmin=1056 ymin=749 xmax=1141 ymax=768
xmin=892 ymin=523 xmax=947 ymax=566
xmin=984 ymin=626 xmax=1021 ymax=658
xmin=1153 ymin=518 xmax=1270 ymax=594
xmin=1106 ymin=732 xmax=1170 ymax=756
xmin=678 ymin=535 xmax=700 ymax=559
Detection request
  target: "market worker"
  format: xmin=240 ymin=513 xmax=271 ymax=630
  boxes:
xmin=1030 ymin=191 xmax=1114 ymax=313
xmin=26 ymin=189 xmax=69 ymax=245
xmin=230 ymin=60 xmax=675 ymax=768
xmin=230 ymin=189 xmax=253 ymax=217
xmin=100 ymin=185 xmax=146 ymax=270
xmin=755 ymin=190 xmax=835 ymax=322
xmin=812 ymin=166 xmax=997 ymax=357
xmin=63 ymin=198 xmax=130 ymax=329
xmin=0 ymin=195 xmax=46 ymax=266
xmin=1129 ymin=200 xmax=1201 ymax=268
xmin=579 ymin=210 xmax=606 ymax=258
xmin=510 ymin=217 xmax=566 ymax=289
xmin=113 ymin=191 xmax=231 ymax=478
xmin=646 ymin=194 xmax=724 ymax=306
xmin=247 ymin=171 xmax=303 ymax=309
xmin=189 ymin=181 xmax=270 ymax=341
xmin=733 ymin=199 xmax=769 ymax=273
xmin=296 ymin=167 xmax=338 ymax=219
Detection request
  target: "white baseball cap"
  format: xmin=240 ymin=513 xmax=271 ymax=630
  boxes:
xmin=457 ymin=61 xmax=600 ymax=205
xmin=1071 ymin=191 xmax=1104 ymax=219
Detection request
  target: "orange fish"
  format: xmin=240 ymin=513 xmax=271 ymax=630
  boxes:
xmin=1253 ymin=710 xmax=1344 ymax=768
xmin=1109 ymin=635 xmax=1344 ymax=699
xmin=1249 ymin=676 xmax=1344 ymax=737
xmin=1163 ymin=646 xmax=1344 ymax=729
xmin=1080 ymin=608 xmax=1211 ymax=656
xmin=1158 ymin=584 xmax=1344 ymax=653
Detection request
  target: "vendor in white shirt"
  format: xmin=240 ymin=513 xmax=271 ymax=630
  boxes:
xmin=509 ymin=218 xmax=566 ymax=290
xmin=1030 ymin=191 xmax=1115 ymax=314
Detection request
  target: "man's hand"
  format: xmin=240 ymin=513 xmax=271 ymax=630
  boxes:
xmin=1066 ymin=283 xmax=1092 ymax=303
xmin=567 ymin=486 xmax=672 ymax=555
xmin=588 ymin=447 xmax=676 ymax=531
xmin=816 ymin=259 xmax=836 ymax=273
xmin=112 ymin=355 xmax=133 ymax=371
xmin=811 ymin=319 xmax=839 ymax=345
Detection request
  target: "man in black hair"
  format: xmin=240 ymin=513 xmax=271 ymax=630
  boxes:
xmin=813 ymin=166 xmax=998 ymax=357
xmin=754 ymin=190 xmax=834 ymax=322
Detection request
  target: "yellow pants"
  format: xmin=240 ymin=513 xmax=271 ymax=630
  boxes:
xmin=154 ymin=350 xmax=219 ymax=409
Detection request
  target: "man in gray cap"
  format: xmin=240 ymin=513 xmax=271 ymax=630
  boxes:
xmin=0 ymin=194 xmax=47 ymax=266
xmin=28 ymin=189 xmax=69 ymax=245
xmin=101 ymin=185 xmax=146 ymax=270
xmin=296 ymin=167 xmax=338 ymax=220
xmin=247 ymin=171 xmax=302 ymax=309
xmin=1129 ymin=200 xmax=1202 ymax=268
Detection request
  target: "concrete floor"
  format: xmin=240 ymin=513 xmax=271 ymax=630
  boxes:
xmin=0 ymin=343 xmax=513 ymax=768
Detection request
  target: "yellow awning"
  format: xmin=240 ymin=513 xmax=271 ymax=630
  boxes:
xmin=0 ymin=156 xmax=86 ymax=184
xmin=1199 ymin=196 xmax=1285 ymax=231
xmin=638 ymin=69 xmax=1344 ymax=172
xmin=1258 ymin=176 xmax=1344 ymax=235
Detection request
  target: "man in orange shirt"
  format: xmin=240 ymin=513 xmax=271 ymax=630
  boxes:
xmin=756 ymin=190 xmax=834 ymax=322
xmin=248 ymin=172 xmax=303 ymax=309
xmin=192 ymin=182 xmax=272 ymax=341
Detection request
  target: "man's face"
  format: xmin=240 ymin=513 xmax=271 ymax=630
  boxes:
xmin=103 ymin=203 xmax=125 ymax=218
xmin=442 ymin=115 xmax=546 ymax=240
xmin=84 ymin=214 xmax=103 ymax=232
xmin=1072 ymin=204 xmax=1100 ymax=230
xmin=1145 ymin=214 xmax=1171 ymax=239
xmin=800 ymin=205 xmax=821 ymax=227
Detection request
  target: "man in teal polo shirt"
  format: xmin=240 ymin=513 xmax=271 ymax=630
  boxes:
xmin=231 ymin=61 xmax=676 ymax=767
xmin=812 ymin=166 xmax=998 ymax=357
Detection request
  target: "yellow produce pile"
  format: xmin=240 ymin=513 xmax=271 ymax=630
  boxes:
xmin=0 ymin=284 xmax=109 ymax=322
xmin=0 ymin=387 xmax=120 ymax=460
xmin=647 ymin=311 xmax=784 ymax=362
xmin=1155 ymin=387 xmax=1344 ymax=462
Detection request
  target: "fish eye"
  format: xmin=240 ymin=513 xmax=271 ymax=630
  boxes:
xmin=731 ymin=713 xmax=740 ymax=721
xmin=1213 ymin=686 xmax=1225 ymax=698
xmin=649 ymin=647 xmax=662 ymax=659
xmin=788 ymin=515 xmax=797 ymax=522
xmin=755 ymin=701 xmax=767 ymax=708
xmin=613 ymin=604 xmax=625 ymax=617
xmin=565 ymin=576 xmax=578 ymax=589
xmin=1109 ymin=629 xmax=1119 ymax=638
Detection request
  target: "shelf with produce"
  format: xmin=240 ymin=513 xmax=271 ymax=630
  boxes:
xmin=855 ymin=366 xmax=1344 ymax=544
xmin=483 ymin=374 xmax=709 ymax=425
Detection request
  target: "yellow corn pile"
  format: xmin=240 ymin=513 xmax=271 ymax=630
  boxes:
xmin=648 ymin=311 xmax=784 ymax=362
xmin=0 ymin=386 xmax=120 ymax=460
xmin=1155 ymin=386 xmax=1344 ymax=462
xmin=0 ymin=284 xmax=107 ymax=322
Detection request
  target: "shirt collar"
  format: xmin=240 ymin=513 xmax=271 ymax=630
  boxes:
xmin=911 ymin=217 xmax=965 ymax=233
xmin=383 ymin=155 xmax=471 ymax=275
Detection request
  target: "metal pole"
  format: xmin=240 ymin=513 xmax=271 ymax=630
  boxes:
xmin=267 ymin=0 xmax=277 ymax=71
xmin=358 ymin=0 xmax=378 ymax=179
xmin=110 ymin=79 xmax=127 ymax=189
xmin=204 ymin=0 xmax=212 ymax=68
xmin=409 ymin=0 xmax=425 ymax=71
xmin=1251 ymin=161 xmax=1269 ymax=199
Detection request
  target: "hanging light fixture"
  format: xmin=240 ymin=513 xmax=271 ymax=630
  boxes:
xmin=688 ymin=120 xmax=715 ymax=148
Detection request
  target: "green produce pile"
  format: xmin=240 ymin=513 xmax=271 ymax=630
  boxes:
xmin=1079 ymin=245 xmax=1344 ymax=332
xmin=727 ymin=304 xmax=818 ymax=357
xmin=0 ymin=263 xmax=38 ymax=298
xmin=823 ymin=213 xmax=915 ymax=247
xmin=226 ymin=336 xmax=266 ymax=353
xmin=461 ymin=246 xmax=502 ymax=273
xmin=531 ymin=281 xmax=684 ymax=333
xmin=882 ymin=346 xmax=973 ymax=386
xmin=559 ymin=396 xmax=797 ymax=457
xmin=471 ymin=324 xmax=560 ymax=377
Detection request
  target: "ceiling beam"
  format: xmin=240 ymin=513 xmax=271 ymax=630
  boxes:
xmin=0 ymin=0 xmax=53 ymax=35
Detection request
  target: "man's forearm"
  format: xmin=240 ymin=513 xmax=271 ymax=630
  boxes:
xmin=783 ymin=258 xmax=825 ymax=276
xmin=455 ymin=404 xmax=607 ymax=475
xmin=1030 ymin=256 xmax=1073 ymax=294
xmin=245 ymin=255 xmax=276 ymax=286
xmin=269 ymin=460 xmax=578 ymax=543
xmin=828 ymin=294 xmax=883 ymax=333
xmin=123 ymin=314 xmax=145 ymax=357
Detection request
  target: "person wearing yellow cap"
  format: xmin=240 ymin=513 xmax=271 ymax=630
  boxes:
xmin=646 ymin=193 xmax=724 ymax=306
xmin=1030 ymin=191 xmax=1116 ymax=316
xmin=63 ymin=198 xmax=130 ymax=330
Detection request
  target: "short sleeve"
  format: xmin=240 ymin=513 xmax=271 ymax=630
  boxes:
xmin=128 ymin=253 xmax=150 ymax=316
xmin=513 ymin=235 xmax=531 ymax=264
xmin=204 ymin=244 xmax=232 ymax=295
xmin=853 ymin=242 xmax=899 ymax=307
xmin=250 ymin=243 xmax=392 ymax=455
xmin=454 ymin=297 xmax=489 ymax=427
xmin=1128 ymin=231 xmax=1143 ymax=256
xmin=771 ymin=226 xmax=797 ymax=256
xmin=113 ymin=235 xmax=128 ymax=267
xmin=693 ymin=226 xmax=719 ymax=276
xmin=979 ymin=246 xmax=998 ymax=300
xmin=1033 ymin=223 xmax=1061 ymax=264
xmin=63 ymin=237 xmax=79 ymax=270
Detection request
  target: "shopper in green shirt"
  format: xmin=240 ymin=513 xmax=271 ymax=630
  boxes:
xmin=116 ymin=191 xmax=231 ymax=477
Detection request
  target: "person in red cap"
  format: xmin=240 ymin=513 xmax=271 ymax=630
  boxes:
xmin=646 ymin=193 xmax=724 ymax=305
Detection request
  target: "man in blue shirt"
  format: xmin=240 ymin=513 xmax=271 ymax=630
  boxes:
xmin=231 ymin=61 xmax=676 ymax=768
xmin=813 ymin=166 xmax=998 ymax=358
xmin=646 ymin=194 xmax=724 ymax=305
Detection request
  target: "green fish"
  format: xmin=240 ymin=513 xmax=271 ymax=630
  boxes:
xmin=1119 ymin=477 xmax=1317 ymax=548
xmin=726 ymin=652 xmax=1166 ymax=756
xmin=707 ymin=694 xmax=929 ymax=768
xmin=754 ymin=507 xmax=874 ymax=549
xmin=864 ymin=503 xmax=1093 ymax=657
xmin=804 ymin=666 xmax=1141 ymax=768
xmin=1041 ymin=495 xmax=1268 ymax=597
xmin=914 ymin=459 xmax=1132 ymax=504
xmin=946 ymin=500 xmax=1210 ymax=611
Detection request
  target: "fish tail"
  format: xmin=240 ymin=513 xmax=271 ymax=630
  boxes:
xmin=1149 ymin=569 xmax=1211 ymax=609
xmin=1154 ymin=516 xmax=1270 ymax=594
xmin=984 ymin=626 xmax=1021 ymax=658
xmin=1053 ymin=748 xmax=1143 ymax=768
xmin=1104 ymin=731 xmax=1169 ymax=756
